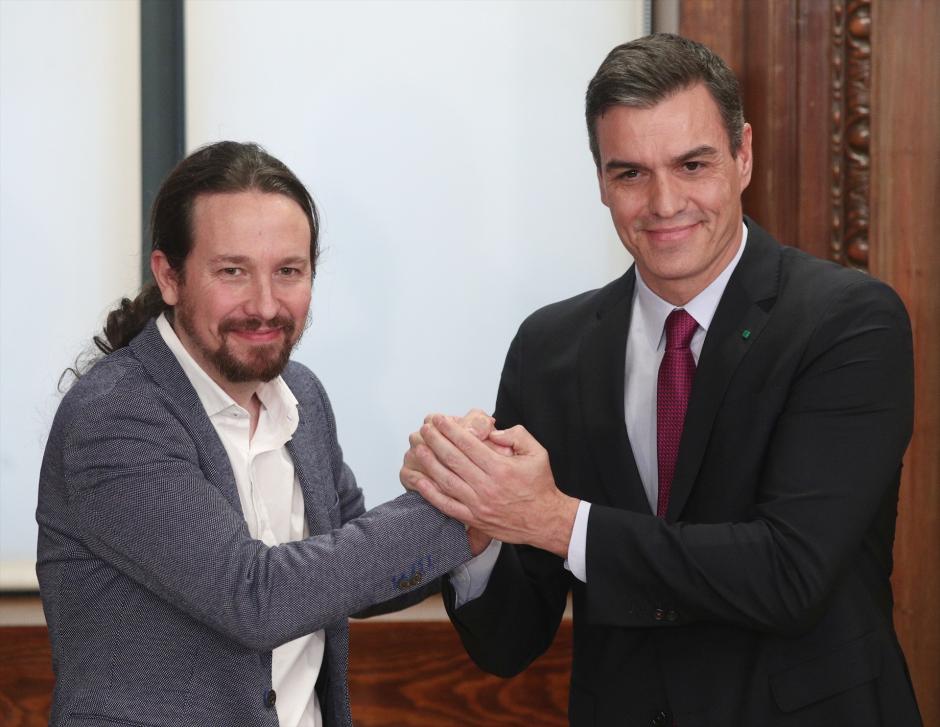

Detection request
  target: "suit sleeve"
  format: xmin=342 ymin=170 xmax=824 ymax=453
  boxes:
xmin=587 ymin=277 xmax=914 ymax=634
xmin=445 ymin=331 xmax=572 ymax=677
xmin=60 ymin=376 xmax=472 ymax=652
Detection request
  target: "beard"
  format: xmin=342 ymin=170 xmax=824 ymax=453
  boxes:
xmin=173 ymin=295 xmax=307 ymax=384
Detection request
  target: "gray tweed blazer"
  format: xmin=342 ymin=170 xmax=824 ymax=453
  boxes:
xmin=36 ymin=319 xmax=471 ymax=726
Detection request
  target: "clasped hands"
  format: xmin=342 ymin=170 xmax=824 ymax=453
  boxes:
xmin=399 ymin=410 xmax=579 ymax=558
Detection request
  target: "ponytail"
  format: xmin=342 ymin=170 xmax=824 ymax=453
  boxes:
xmin=93 ymin=283 xmax=168 ymax=354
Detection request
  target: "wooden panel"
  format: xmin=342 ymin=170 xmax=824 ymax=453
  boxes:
xmin=0 ymin=621 xmax=572 ymax=727
xmin=349 ymin=621 xmax=570 ymax=726
xmin=0 ymin=627 xmax=51 ymax=727
xmin=869 ymin=1 xmax=940 ymax=724
xmin=681 ymin=1 xmax=937 ymax=722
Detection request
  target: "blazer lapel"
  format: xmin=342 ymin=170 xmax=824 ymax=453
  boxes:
xmin=665 ymin=220 xmax=782 ymax=521
xmin=578 ymin=269 xmax=651 ymax=512
xmin=285 ymin=410 xmax=335 ymax=536
xmin=128 ymin=319 xmax=245 ymax=518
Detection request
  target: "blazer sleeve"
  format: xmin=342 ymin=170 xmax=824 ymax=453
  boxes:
xmin=586 ymin=276 xmax=914 ymax=634
xmin=59 ymin=377 xmax=472 ymax=652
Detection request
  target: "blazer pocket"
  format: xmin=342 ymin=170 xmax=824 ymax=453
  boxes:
xmin=769 ymin=630 xmax=882 ymax=713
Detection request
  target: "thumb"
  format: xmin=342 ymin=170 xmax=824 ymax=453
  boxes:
xmin=488 ymin=425 xmax=539 ymax=455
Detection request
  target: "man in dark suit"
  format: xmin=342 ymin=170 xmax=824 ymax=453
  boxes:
xmin=403 ymin=34 xmax=922 ymax=725
xmin=37 ymin=141 xmax=473 ymax=726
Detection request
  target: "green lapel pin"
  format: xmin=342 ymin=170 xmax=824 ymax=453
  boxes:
xmin=741 ymin=329 xmax=751 ymax=340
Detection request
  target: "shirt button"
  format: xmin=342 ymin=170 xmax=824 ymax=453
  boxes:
xmin=264 ymin=689 xmax=277 ymax=708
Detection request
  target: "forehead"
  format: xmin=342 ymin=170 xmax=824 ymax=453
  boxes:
xmin=189 ymin=190 xmax=311 ymax=257
xmin=595 ymin=84 xmax=728 ymax=161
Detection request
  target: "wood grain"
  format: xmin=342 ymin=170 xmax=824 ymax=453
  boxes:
xmin=0 ymin=620 xmax=572 ymax=727
xmin=680 ymin=2 xmax=938 ymax=722
xmin=869 ymin=0 xmax=940 ymax=723
xmin=0 ymin=627 xmax=53 ymax=727
xmin=349 ymin=621 xmax=570 ymax=726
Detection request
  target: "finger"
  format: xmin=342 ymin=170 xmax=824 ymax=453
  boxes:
xmin=400 ymin=463 xmax=426 ymax=490
xmin=420 ymin=421 xmax=490 ymax=485
xmin=412 ymin=477 xmax=476 ymax=526
xmin=423 ymin=412 xmax=451 ymax=425
xmin=483 ymin=439 xmax=515 ymax=456
xmin=408 ymin=430 xmax=424 ymax=448
xmin=413 ymin=439 xmax=484 ymax=507
xmin=488 ymin=424 xmax=542 ymax=456
xmin=460 ymin=409 xmax=495 ymax=439
xmin=402 ymin=446 xmax=425 ymax=475
xmin=430 ymin=415 xmax=503 ymax=474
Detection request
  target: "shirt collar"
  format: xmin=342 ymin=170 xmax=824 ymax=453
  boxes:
xmin=634 ymin=221 xmax=748 ymax=350
xmin=156 ymin=313 xmax=298 ymax=429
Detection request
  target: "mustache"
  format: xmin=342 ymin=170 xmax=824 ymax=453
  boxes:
xmin=219 ymin=315 xmax=296 ymax=336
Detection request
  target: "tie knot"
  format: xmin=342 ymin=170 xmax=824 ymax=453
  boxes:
xmin=665 ymin=309 xmax=697 ymax=351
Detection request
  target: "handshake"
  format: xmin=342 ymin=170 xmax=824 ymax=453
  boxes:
xmin=399 ymin=410 xmax=579 ymax=558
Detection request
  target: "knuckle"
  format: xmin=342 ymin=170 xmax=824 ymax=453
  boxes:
xmin=442 ymin=451 xmax=462 ymax=471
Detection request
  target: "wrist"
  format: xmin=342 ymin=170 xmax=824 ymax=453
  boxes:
xmin=544 ymin=493 xmax=579 ymax=559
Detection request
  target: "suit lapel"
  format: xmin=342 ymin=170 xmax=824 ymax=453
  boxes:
xmin=665 ymin=220 xmax=781 ymax=520
xmin=578 ymin=269 xmax=651 ymax=512
xmin=129 ymin=319 xmax=245 ymax=518
xmin=285 ymin=409 xmax=335 ymax=536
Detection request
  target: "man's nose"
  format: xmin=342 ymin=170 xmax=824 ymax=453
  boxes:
xmin=244 ymin=278 xmax=279 ymax=321
xmin=648 ymin=174 xmax=685 ymax=218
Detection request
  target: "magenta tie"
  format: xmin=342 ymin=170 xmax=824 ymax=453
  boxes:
xmin=656 ymin=309 xmax=698 ymax=519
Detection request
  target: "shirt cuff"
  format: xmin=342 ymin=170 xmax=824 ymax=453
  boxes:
xmin=563 ymin=500 xmax=590 ymax=583
xmin=449 ymin=538 xmax=502 ymax=609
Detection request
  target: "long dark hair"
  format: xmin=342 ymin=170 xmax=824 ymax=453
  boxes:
xmin=61 ymin=142 xmax=319 ymax=387
xmin=97 ymin=141 xmax=320 ymax=354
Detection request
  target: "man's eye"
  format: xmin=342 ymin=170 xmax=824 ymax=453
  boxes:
xmin=279 ymin=267 xmax=301 ymax=276
xmin=620 ymin=169 xmax=640 ymax=179
xmin=221 ymin=267 xmax=242 ymax=276
xmin=683 ymin=161 xmax=703 ymax=172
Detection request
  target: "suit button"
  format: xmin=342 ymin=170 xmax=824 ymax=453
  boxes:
xmin=666 ymin=609 xmax=678 ymax=622
xmin=654 ymin=608 xmax=665 ymax=621
xmin=651 ymin=710 xmax=668 ymax=726
xmin=265 ymin=689 xmax=277 ymax=708
xmin=412 ymin=572 xmax=423 ymax=585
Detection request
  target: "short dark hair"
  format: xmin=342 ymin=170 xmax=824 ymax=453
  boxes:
xmin=585 ymin=33 xmax=744 ymax=166
xmin=96 ymin=141 xmax=319 ymax=354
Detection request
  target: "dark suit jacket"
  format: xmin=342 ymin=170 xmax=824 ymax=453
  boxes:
xmin=446 ymin=219 xmax=921 ymax=726
xmin=37 ymin=319 xmax=471 ymax=727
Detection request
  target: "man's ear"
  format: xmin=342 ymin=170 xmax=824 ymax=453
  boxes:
xmin=151 ymin=250 xmax=180 ymax=306
xmin=737 ymin=122 xmax=753 ymax=192
xmin=597 ymin=166 xmax=610 ymax=208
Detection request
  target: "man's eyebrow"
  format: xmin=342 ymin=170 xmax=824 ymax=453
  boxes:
xmin=603 ymin=145 xmax=721 ymax=174
xmin=209 ymin=255 xmax=250 ymax=265
xmin=276 ymin=256 xmax=310 ymax=267
xmin=675 ymin=145 xmax=721 ymax=164
xmin=207 ymin=255 xmax=310 ymax=266
xmin=604 ymin=158 xmax=647 ymax=174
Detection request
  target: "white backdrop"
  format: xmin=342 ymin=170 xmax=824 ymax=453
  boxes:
xmin=0 ymin=0 xmax=643 ymax=588
xmin=0 ymin=0 xmax=141 ymax=589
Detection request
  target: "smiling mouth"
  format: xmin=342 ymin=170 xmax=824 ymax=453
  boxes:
xmin=644 ymin=222 xmax=700 ymax=242
xmin=229 ymin=328 xmax=285 ymax=343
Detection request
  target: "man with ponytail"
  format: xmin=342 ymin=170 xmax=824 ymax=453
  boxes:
xmin=36 ymin=141 xmax=475 ymax=727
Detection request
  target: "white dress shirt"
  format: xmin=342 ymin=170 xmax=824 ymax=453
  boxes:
xmin=453 ymin=223 xmax=748 ymax=600
xmin=157 ymin=314 xmax=324 ymax=727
